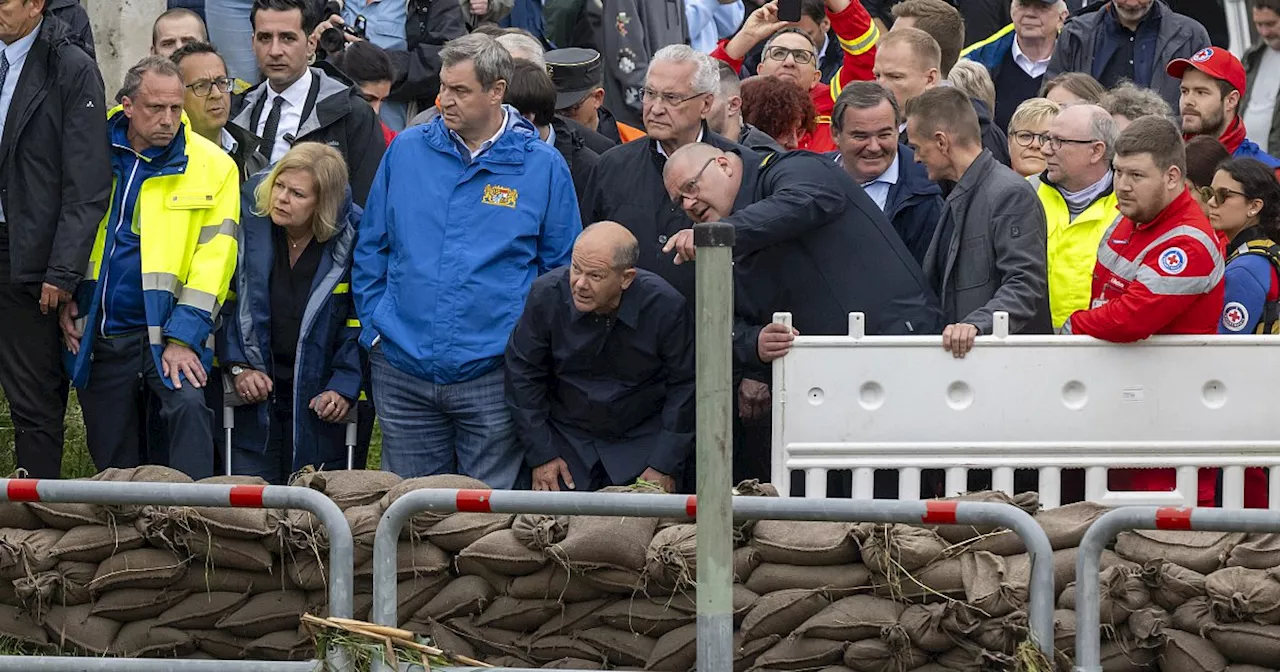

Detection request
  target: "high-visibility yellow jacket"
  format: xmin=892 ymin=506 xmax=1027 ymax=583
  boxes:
xmin=1031 ymin=175 xmax=1122 ymax=329
xmin=67 ymin=107 xmax=239 ymax=389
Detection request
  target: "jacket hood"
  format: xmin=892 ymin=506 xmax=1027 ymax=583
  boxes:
xmin=106 ymin=105 xmax=195 ymax=170
xmin=35 ymin=10 xmax=76 ymax=48
xmin=232 ymin=66 xmax=360 ymax=141
xmin=422 ymin=104 xmax=541 ymax=160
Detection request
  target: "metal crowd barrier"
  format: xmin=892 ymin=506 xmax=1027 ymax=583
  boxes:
xmin=0 ymin=479 xmax=353 ymax=672
xmin=372 ymin=489 xmax=1058 ymax=672
xmin=1074 ymin=506 xmax=1280 ymax=671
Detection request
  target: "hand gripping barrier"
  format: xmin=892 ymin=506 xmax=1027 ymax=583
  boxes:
xmin=1073 ymin=506 xmax=1280 ymax=671
xmin=0 ymin=479 xmax=353 ymax=672
xmin=373 ymin=489 xmax=1058 ymax=672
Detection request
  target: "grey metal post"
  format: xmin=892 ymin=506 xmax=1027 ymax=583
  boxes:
xmin=224 ymin=405 xmax=234 ymax=476
xmin=693 ymin=220 xmax=735 ymax=672
xmin=1074 ymin=506 xmax=1280 ymax=672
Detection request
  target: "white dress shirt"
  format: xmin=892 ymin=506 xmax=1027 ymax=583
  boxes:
xmin=256 ymin=68 xmax=313 ymax=164
xmin=0 ymin=21 xmax=42 ymax=222
xmin=1012 ymin=37 xmax=1052 ymax=79
xmin=859 ymin=152 xmax=900 ymax=212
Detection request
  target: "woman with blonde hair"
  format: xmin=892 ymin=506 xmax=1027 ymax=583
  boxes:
xmin=1006 ymin=97 xmax=1061 ymax=177
xmin=217 ymin=142 xmax=363 ymax=483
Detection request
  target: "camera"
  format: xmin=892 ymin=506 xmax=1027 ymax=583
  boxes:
xmin=318 ymin=2 xmax=367 ymax=56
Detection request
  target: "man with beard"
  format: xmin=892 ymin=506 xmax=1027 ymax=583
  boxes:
xmin=1168 ymin=47 xmax=1280 ymax=172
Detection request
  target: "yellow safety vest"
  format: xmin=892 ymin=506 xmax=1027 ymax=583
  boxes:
xmin=1031 ymin=176 xmax=1121 ymax=329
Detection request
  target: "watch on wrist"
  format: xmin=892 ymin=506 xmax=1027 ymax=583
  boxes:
xmin=230 ymin=365 xmax=247 ymax=377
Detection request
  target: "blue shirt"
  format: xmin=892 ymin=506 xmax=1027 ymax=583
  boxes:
xmin=1095 ymin=2 xmax=1161 ymax=89
xmin=0 ymin=21 xmax=41 ymax=222
xmin=687 ymin=0 xmax=744 ymax=53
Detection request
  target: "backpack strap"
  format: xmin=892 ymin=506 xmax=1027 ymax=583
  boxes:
xmin=1240 ymin=239 xmax=1280 ymax=334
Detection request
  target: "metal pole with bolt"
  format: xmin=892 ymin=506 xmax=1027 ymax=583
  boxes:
xmin=694 ymin=221 xmax=735 ymax=672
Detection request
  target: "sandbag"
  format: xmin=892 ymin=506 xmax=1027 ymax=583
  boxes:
xmin=525 ymin=598 xmax=611 ymax=640
xmin=247 ymin=627 xmax=314 ymax=662
xmin=380 ymin=474 xmax=492 ymax=537
xmin=842 ymin=625 xmax=929 ymax=672
xmin=1164 ymin=629 xmax=1229 ymax=672
xmin=796 ymin=594 xmax=903 ymax=641
xmin=0 ymin=501 xmax=43 ymax=530
xmin=965 ymin=501 xmax=1107 ymax=555
xmin=544 ymin=657 xmax=606 ymax=669
xmin=1174 ymin=596 xmax=1218 ymax=636
xmin=1059 ymin=565 xmax=1150 ymax=626
xmin=872 ymin=556 xmax=965 ymax=602
xmin=156 ymin=590 xmax=251 ymax=629
xmin=740 ymin=588 xmax=830 ymax=641
xmin=527 ymin=634 xmax=603 ymax=663
xmin=271 ymin=508 xmax=328 ymax=559
xmin=0 ymin=529 xmax=64 ymax=579
xmin=474 ymin=596 xmax=562 ymax=632
xmin=1054 ymin=608 xmax=1076 ymax=654
xmin=645 ymin=622 xmax=697 ymax=671
xmin=1127 ymin=606 xmax=1170 ymax=650
xmin=28 ymin=495 xmax=105 ymax=531
xmin=1099 ymin=633 xmax=1157 ymax=672
xmin=578 ymin=565 xmax=646 ymax=594
xmin=1206 ymin=622 xmax=1280 ymax=667
xmin=597 ymin=596 xmax=696 ymax=637
xmin=1227 ymin=534 xmax=1280 ymax=570
xmin=49 ymin=524 xmax=144 ymax=563
xmin=14 ymin=560 xmax=96 ymax=615
xmin=422 ymin=512 xmax=513 ymax=553
xmin=343 ymin=503 xmax=381 ymax=566
xmin=512 ymin=513 xmax=568 ymax=551
xmin=353 ymin=539 xmax=451 ymax=581
xmin=284 ymin=551 xmax=330 ymax=592
xmin=393 ymin=573 xmax=452 ymax=626
xmin=578 ymin=625 xmax=656 ymax=667
xmin=90 ymin=548 xmax=187 ymax=593
xmin=898 ymin=601 xmax=982 ymax=652
xmin=1205 ymin=566 xmax=1280 ymax=624
xmin=645 ymin=524 xmax=697 ymax=589
xmin=732 ymin=479 xmax=778 ymax=543
xmin=754 ymin=637 xmax=848 ymax=670
xmin=43 ymin=603 xmax=119 ymax=655
xmin=448 ymin=618 xmax=526 ymax=659
xmin=459 ymin=529 xmax=549 ymax=576
xmin=860 ymin=524 xmax=947 ymax=575
xmin=453 ymin=554 xmax=512 ymax=594
xmin=189 ymin=475 xmax=276 ymax=540
xmin=93 ymin=466 xmax=192 ymax=521
xmin=185 ymin=534 xmax=276 ymax=573
xmin=507 ymin=565 xmax=608 ymax=602
xmin=420 ymin=575 xmax=497 ymax=621
xmin=1115 ymin=529 xmax=1243 ymax=575
xmin=190 ymin=628 xmax=253 ymax=659
xmin=175 ymin=566 xmax=290 ymax=595
xmin=928 ymin=491 xmax=1037 ymax=545
xmin=745 ymin=562 xmax=871 ymax=598
xmin=549 ymin=488 xmax=659 ymax=572
xmin=110 ymin=619 xmax=194 ymax=657
xmin=972 ymin=610 xmax=1028 ymax=655
xmin=216 ymin=590 xmax=308 ymax=638
xmin=0 ymin=604 xmax=48 ymax=647
xmin=291 ymin=469 xmax=402 ymax=509
xmin=960 ymin=551 xmax=1026 ymax=618
xmin=734 ymin=634 xmax=780 ymax=672
xmin=734 ymin=584 xmax=758 ymax=626
xmin=1140 ymin=559 xmax=1206 ymax=611
xmin=404 ymin=618 xmax=477 ymax=660
xmin=734 ymin=546 xmax=761 ymax=583
xmin=90 ymin=588 xmax=190 ymax=621
xmin=751 ymin=520 xmax=858 ymax=566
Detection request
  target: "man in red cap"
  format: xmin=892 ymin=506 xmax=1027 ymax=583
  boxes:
xmin=1168 ymin=47 xmax=1280 ymax=170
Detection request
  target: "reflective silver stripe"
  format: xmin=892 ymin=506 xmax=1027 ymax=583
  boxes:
xmin=1134 ymin=264 xmax=1225 ymax=295
xmin=74 ymin=317 xmax=87 ymax=333
xmin=1095 ymin=223 xmax=1223 ymax=280
xmin=839 ymin=24 xmax=879 ymax=55
xmin=1027 ymin=175 xmax=1042 ymax=190
xmin=205 ymin=334 xmax=216 ymax=349
xmin=1061 ymin=318 xmax=1073 ymax=334
xmin=178 ymin=287 xmax=219 ymax=314
xmin=85 ymin=260 xmax=98 ymax=280
xmin=142 ymin=272 xmax=182 ymax=296
xmin=197 ymin=218 xmax=237 ymax=245
xmin=148 ymin=326 xmax=165 ymax=346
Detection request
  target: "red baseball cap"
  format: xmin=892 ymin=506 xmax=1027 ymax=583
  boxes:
xmin=1167 ymin=47 xmax=1247 ymax=96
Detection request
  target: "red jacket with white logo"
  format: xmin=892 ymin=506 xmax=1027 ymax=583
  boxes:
xmin=1064 ymin=188 xmax=1225 ymax=341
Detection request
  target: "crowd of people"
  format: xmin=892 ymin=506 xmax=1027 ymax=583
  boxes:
xmin=0 ymin=0 xmax=1276 ymax=505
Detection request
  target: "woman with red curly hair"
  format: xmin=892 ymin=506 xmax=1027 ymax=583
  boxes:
xmin=741 ymin=75 xmax=831 ymax=152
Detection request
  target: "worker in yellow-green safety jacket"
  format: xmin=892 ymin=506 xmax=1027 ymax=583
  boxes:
xmin=58 ymin=57 xmax=238 ymax=480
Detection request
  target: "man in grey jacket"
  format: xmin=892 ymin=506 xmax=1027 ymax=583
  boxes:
xmin=1045 ymin=0 xmax=1209 ymax=112
xmin=907 ymin=87 xmax=1050 ymax=358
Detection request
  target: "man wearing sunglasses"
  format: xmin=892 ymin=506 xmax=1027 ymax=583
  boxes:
xmin=1169 ymin=47 xmax=1280 ymax=174
xmin=172 ymin=42 xmax=268 ymax=182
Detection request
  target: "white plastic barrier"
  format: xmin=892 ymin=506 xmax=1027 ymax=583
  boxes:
xmin=770 ymin=311 xmax=1280 ymax=509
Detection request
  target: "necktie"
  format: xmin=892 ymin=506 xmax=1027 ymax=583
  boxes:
xmin=260 ymin=95 xmax=285 ymax=163
xmin=0 ymin=52 xmax=10 ymax=101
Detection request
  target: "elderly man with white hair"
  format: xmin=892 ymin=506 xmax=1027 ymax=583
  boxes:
xmin=960 ymin=0 xmax=1069 ymax=131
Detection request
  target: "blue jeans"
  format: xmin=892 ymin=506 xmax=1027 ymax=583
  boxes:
xmin=205 ymin=0 xmax=259 ymax=83
xmin=369 ymin=347 xmax=520 ymax=488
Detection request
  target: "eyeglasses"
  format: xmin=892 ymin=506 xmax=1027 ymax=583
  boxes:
xmin=671 ymin=157 xmax=719 ymax=207
xmin=185 ymin=77 xmax=234 ymax=97
xmin=1044 ymin=135 xmax=1099 ymax=150
xmin=1011 ymin=131 xmax=1049 ymax=148
xmin=764 ymin=46 xmax=816 ymax=65
xmin=642 ymin=88 xmax=708 ymax=107
xmin=1199 ymin=185 xmax=1248 ymax=205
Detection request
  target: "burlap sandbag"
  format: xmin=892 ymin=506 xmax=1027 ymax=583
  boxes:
xmin=1206 ymin=622 xmax=1280 ymax=667
xmin=447 ymin=616 xmax=528 ymax=658
xmin=927 ymin=491 xmax=1038 ymax=545
xmin=1054 ymin=608 xmax=1076 ymax=654
xmin=1127 ymin=606 xmax=1171 ymax=651
xmin=291 ymin=468 xmax=402 ymax=509
xmin=578 ymin=565 xmax=646 ymax=594
xmin=484 ymin=654 xmax=536 ymax=667
xmin=544 ymin=657 xmax=607 ymax=669
xmin=1206 ymin=566 xmax=1280 ymax=624
xmin=755 ymin=637 xmax=848 ymax=670
xmin=247 ymin=627 xmax=314 ymax=662
xmin=110 ymin=619 xmax=194 ymax=657
xmin=460 ymin=529 xmax=550 ymax=576
xmin=1115 ymin=529 xmax=1243 ymax=575
xmin=1006 ymin=546 xmax=1095 ymax=595
xmin=734 ymin=633 xmax=780 ymax=672
xmin=740 ymin=588 xmax=830 ymax=641
xmin=400 ymin=618 xmax=477 ymax=659
xmin=966 ymin=501 xmax=1107 ymax=556
xmin=453 ymin=555 xmax=512 ymax=595
xmin=14 ymin=560 xmax=96 ymax=617
xmin=549 ymin=487 xmax=659 ymax=572
xmin=644 ymin=622 xmax=697 ymax=671
xmin=972 ymin=610 xmax=1028 ymax=655
xmin=90 ymin=588 xmax=190 ymax=620
xmin=842 ymin=625 xmax=929 ymax=672
xmin=284 ymin=549 xmax=331 ymax=592
xmin=734 ymin=584 xmax=758 ymax=626
xmin=175 ymin=565 xmax=291 ymax=595
xmin=961 ymin=551 xmax=1026 ymax=617
xmin=473 ymin=596 xmax=561 ymax=631
xmin=1227 ymin=534 xmax=1280 ymax=570
xmin=380 ymin=474 xmax=492 ymax=537
xmin=353 ymin=539 xmax=451 ymax=582
xmin=185 ymin=533 xmax=276 ymax=573
xmin=0 ymin=500 xmax=43 ymax=530
xmin=420 ymin=575 xmax=497 ymax=621
xmin=579 ymin=625 xmax=656 ymax=667
xmin=751 ymin=520 xmax=858 ymax=566
xmin=745 ymin=562 xmax=872 ymax=598
xmin=216 ymin=590 xmax=307 ymax=638
xmin=1059 ymin=565 xmax=1150 ymax=626
xmin=527 ymin=634 xmax=604 ymax=663
xmin=90 ymin=548 xmax=187 ymax=593
xmin=898 ymin=601 xmax=982 ymax=652
xmin=422 ymin=512 xmax=513 ymax=553
xmin=49 ymin=524 xmax=144 ymax=563
xmin=0 ymin=528 xmax=64 ymax=580
xmin=935 ymin=641 xmax=1018 ymax=672
xmin=644 ymin=524 xmax=697 ymax=590
xmin=190 ymin=628 xmax=253 ymax=659
xmin=1163 ymin=628 xmax=1229 ymax=672
xmin=506 ymin=564 xmax=608 ymax=602
xmin=732 ymin=479 xmax=778 ymax=544
xmin=342 ymin=503 xmax=381 ymax=566
xmin=0 ymin=603 xmax=48 ymax=647
xmin=1174 ymin=596 xmax=1218 ymax=636
xmin=93 ymin=466 xmax=193 ymax=521
xmin=860 ymin=524 xmax=947 ymax=575
xmin=524 ymin=597 xmax=611 ymax=640
xmin=28 ymin=483 xmax=106 ymax=531
xmin=734 ymin=545 xmax=761 ymax=583
xmin=872 ymin=556 xmax=965 ymax=603
xmin=1139 ymin=558 xmax=1206 ymax=611
xmin=189 ymin=475 xmax=277 ymax=540
xmin=388 ymin=573 xmax=451 ymax=625
xmin=43 ymin=603 xmax=119 ymax=654
xmin=156 ymin=590 xmax=250 ymax=629
xmin=1224 ymin=666 xmax=1278 ymax=672
xmin=597 ymin=596 xmax=696 ymax=637
xmin=270 ymin=507 xmax=329 ymax=560
xmin=795 ymin=594 xmax=902 ymax=641
xmin=511 ymin=513 xmax=568 ymax=551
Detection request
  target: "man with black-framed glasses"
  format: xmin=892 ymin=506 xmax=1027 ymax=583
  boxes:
xmin=173 ymin=42 xmax=267 ymax=182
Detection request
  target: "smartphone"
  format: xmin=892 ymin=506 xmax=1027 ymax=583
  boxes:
xmin=777 ymin=0 xmax=802 ymax=23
